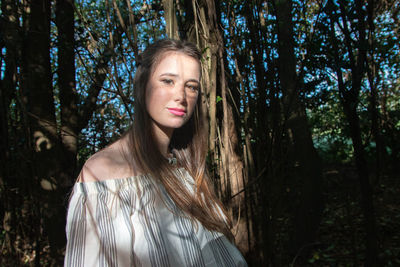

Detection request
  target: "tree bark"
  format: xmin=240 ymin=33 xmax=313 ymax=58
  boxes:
xmin=182 ymin=0 xmax=218 ymax=181
xmin=57 ymin=0 xmax=78 ymax=176
xmin=328 ymin=0 xmax=379 ymax=264
xmin=22 ymin=0 xmax=63 ymax=262
xmin=179 ymin=0 xmax=249 ymax=255
xmin=366 ymin=0 xmax=385 ymax=184
xmin=0 ymin=0 xmax=20 ymax=255
xmin=244 ymin=0 xmax=268 ymax=167
xmin=274 ymin=0 xmax=324 ymax=259
xmin=162 ymin=0 xmax=180 ymax=39
xmin=205 ymin=0 xmax=248 ymax=254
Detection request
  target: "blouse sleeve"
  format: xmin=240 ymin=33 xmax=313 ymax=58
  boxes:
xmin=64 ymin=181 xmax=137 ymax=267
xmin=64 ymin=186 xmax=90 ymax=267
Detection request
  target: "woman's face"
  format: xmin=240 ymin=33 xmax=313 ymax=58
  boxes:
xmin=145 ymin=51 xmax=200 ymax=136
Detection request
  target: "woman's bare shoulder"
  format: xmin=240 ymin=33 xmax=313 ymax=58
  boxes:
xmin=78 ymin=139 xmax=139 ymax=183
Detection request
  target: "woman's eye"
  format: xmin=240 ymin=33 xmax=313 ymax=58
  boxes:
xmin=187 ymin=84 xmax=199 ymax=91
xmin=162 ymin=79 xmax=173 ymax=85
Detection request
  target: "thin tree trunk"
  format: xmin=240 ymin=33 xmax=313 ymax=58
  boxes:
xmin=228 ymin=6 xmax=256 ymax=256
xmin=57 ymin=0 xmax=78 ymax=175
xmin=162 ymin=0 xmax=180 ymax=39
xmin=25 ymin=0 xmax=57 ymax=139
xmin=328 ymin=1 xmax=379 ymax=263
xmin=183 ymin=0 xmax=249 ymax=254
xmin=22 ymin=0 xmax=59 ymax=263
xmin=207 ymin=0 xmax=248 ymax=254
xmin=366 ymin=0 xmax=384 ymax=184
xmin=341 ymin=91 xmax=378 ymax=266
xmin=185 ymin=0 xmax=219 ymax=186
xmin=1 ymin=0 xmax=20 ymax=256
xmin=274 ymin=0 xmax=324 ymax=260
xmin=244 ymin=0 xmax=268 ymax=167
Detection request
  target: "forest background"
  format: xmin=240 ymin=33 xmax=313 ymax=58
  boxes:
xmin=1 ymin=0 xmax=399 ymax=266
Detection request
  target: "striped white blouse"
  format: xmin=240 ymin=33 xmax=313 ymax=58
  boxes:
xmin=64 ymin=169 xmax=247 ymax=267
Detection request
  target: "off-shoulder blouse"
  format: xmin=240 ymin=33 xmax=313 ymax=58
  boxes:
xmin=64 ymin=168 xmax=247 ymax=267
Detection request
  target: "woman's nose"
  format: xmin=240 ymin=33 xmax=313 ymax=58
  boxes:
xmin=174 ymin=84 xmax=186 ymax=102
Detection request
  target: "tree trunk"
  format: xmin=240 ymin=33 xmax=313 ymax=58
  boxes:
xmin=162 ymin=0 xmax=180 ymax=39
xmin=328 ymin=0 xmax=379 ymax=263
xmin=366 ymin=0 xmax=385 ymax=184
xmin=1 ymin=0 xmax=20 ymax=256
xmin=228 ymin=8 xmax=255 ymax=255
xmin=340 ymin=88 xmax=379 ymax=267
xmin=243 ymin=0 xmax=268 ymax=168
xmin=274 ymin=0 xmax=324 ymax=260
xmin=180 ymin=0 xmax=249 ymax=255
xmin=205 ymin=0 xmax=248 ymax=254
xmin=22 ymin=0 xmax=63 ymax=263
xmin=183 ymin=0 xmax=219 ymax=185
xmin=57 ymin=0 xmax=78 ymax=177
xmin=243 ymin=2 xmax=277 ymax=263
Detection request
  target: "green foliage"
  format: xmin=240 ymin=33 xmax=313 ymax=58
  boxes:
xmin=74 ymin=0 xmax=166 ymax=162
xmin=1 ymin=0 xmax=400 ymax=265
xmin=308 ymin=89 xmax=355 ymax=163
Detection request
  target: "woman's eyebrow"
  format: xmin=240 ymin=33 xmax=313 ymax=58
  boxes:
xmin=159 ymin=72 xmax=178 ymax=77
xmin=159 ymin=73 xmax=199 ymax=83
xmin=186 ymin=79 xmax=200 ymax=84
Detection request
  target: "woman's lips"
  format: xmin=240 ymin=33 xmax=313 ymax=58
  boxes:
xmin=168 ymin=108 xmax=186 ymax=116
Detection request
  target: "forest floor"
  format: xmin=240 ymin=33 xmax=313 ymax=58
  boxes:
xmin=300 ymin=165 xmax=400 ymax=266
xmin=1 ymin=165 xmax=399 ymax=266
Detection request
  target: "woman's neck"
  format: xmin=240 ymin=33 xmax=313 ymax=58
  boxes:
xmin=152 ymin=123 xmax=173 ymax=157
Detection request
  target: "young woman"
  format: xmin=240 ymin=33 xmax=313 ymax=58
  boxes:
xmin=64 ymin=39 xmax=247 ymax=267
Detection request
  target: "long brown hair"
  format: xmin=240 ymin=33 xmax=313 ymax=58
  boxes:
xmin=126 ymin=38 xmax=233 ymax=240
